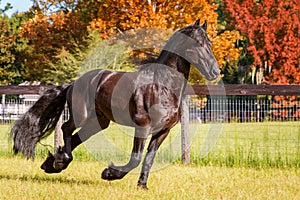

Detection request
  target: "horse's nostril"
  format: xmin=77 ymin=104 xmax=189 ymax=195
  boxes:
xmin=211 ymin=68 xmax=220 ymax=77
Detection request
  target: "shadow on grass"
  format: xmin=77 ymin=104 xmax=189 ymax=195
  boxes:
xmin=0 ymin=172 xmax=101 ymax=185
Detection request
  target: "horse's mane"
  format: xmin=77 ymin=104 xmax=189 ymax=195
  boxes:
xmin=136 ymin=24 xmax=201 ymax=88
xmin=138 ymin=57 xmax=157 ymax=70
xmin=136 ymin=58 xmax=185 ymax=94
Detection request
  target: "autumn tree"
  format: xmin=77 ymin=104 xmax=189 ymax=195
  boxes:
xmin=19 ymin=0 xmax=92 ymax=83
xmin=223 ymin=0 xmax=300 ymax=85
xmin=19 ymin=0 xmax=242 ymax=84
xmin=0 ymin=3 xmax=29 ymax=85
xmin=88 ymin=0 xmax=242 ymax=83
xmin=0 ymin=17 xmax=15 ymax=84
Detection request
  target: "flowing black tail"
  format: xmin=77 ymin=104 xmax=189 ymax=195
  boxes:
xmin=11 ymin=84 xmax=71 ymax=159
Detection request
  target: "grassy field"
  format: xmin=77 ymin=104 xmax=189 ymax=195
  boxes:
xmin=0 ymin=157 xmax=299 ymax=199
xmin=0 ymin=122 xmax=300 ymax=199
xmin=1 ymin=121 xmax=300 ymax=167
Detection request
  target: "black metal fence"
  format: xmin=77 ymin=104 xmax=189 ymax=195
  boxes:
xmin=1 ymin=95 xmax=299 ymax=124
xmin=178 ymin=85 xmax=300 ymax=166
xmin=188 ymin=95 xmax=300 ymax=123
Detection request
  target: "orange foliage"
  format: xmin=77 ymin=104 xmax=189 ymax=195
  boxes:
xmin=20 ymin=0 xmax=242 ymax=82
xmin=89 ymin=0 xmax=242 ymax=69
xmin=19 ymin=11 xmax=87 ymax=81
xmin=212 ymin=30 xmax=243 ymax=67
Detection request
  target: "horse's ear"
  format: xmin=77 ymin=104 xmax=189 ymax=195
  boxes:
xmin=202 ymin=20 xmax=207 ymax=31
xmin=194 ymin=19 xmax=200 ymax=26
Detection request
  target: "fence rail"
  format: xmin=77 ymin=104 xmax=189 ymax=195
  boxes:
xmin=2 ymin=84 xmax=300 ymax=95
xmin=185 ymin=84 xmax=300 ymax=95
xmin=0 ymin=85 xmax=55 ymax=95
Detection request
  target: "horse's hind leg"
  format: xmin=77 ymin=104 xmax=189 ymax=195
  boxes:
xmin=55 ymin=116 xmax=109 ymax=169
xmin=41 ymin=116 xmax=76 ymax=173
xmin=101 ymin=127 xmax=149 ymax=180
xmin=71 ymin=115 xmax=110 ymax=149
xmin=52 ymin=117 xmax=76 ymax=170
xmin=41 ymin=114 xmax=110 ymax=173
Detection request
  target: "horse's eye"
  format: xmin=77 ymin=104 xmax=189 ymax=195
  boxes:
xmin=198 ymin=39 xmax=204 ymax=47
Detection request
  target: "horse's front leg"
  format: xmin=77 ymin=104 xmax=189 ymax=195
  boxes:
xmin=101 ymin=127 xmax=149 ymax=180
xmin=137 ymin=129 xmax=170 ymax=189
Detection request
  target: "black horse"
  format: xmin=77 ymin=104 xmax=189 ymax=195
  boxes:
xmin=11 ymin=19 xmax=220 ymax=189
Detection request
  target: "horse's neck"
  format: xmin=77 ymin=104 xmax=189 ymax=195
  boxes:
xmin=156 ymin=50 xmax=191 ymax=81
xmin=156 ymin=50 xmax=190 ymax=106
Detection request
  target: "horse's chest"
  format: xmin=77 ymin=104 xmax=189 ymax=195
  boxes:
xmin=133 ymin=85 xmax=181 ymax=128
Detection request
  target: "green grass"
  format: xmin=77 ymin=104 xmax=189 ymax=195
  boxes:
xmin=0 ymin=157 xmax=299 ymax=199
xmin=189 ymin=121 xmax=300 ymax=167
xmin=1 ymin=122 xmax=300 ymax=199
xmin=1 ymin=121 xmax=300 ymax=168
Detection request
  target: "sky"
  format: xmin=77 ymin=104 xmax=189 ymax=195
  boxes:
xmin=0 ymin=0 xmax=32 ymax=16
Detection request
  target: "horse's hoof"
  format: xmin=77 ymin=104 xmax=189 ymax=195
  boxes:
xmin=137 ymin=182 xmax=148 ymax=190
xmin=101 ymin=164 xmax=128 ymax=181
xmin=40 ymin=154 xmax=62 ymax=174
xmin=101 ymin=168 xmax=113 ymax=180
xmin=53 ymin=161 xmax=65 ymax=171
xmin=40 ymin=151 xmax=65 ymax=174
xmin=53 ymin=152 xmax=72 ymax=170
xmin=41 ymin=164 xmax=62 ymax=174
xmin=101 ymin=166 xmax=124 ymax=180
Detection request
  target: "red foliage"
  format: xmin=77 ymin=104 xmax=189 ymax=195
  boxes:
xmin=223 ymin=0 xmax=300 ymax=84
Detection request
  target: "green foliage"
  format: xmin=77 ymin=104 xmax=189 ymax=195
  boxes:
xmin=80 ymin=31 xmax=136 ymax=75
xmin=46 ymin=47 xmax=81 ymax=84
xmin=188 ymin=67 xmax=206 ymax=84
xmin=42 ymin=30 xmax=136 ymax=84
xmin=0 ymin=12 xmax=29 ymax=85
xmin=0 ymin=0 xmax=12 ymax=15
xmin=0 ymin=18 xmax=15 ymax=84
xmin=221 ymin=60 xmax=239 ymax=84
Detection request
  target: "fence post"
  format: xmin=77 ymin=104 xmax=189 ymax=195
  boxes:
xmin=1 ymin=94 xmax=5 ymax=124
xmin=54 ymin=115 xmax=63 ymax=153
xmin=181 ymin=95 xmax=190 ymax=164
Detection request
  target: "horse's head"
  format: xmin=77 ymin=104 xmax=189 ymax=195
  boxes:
xmin=179 ymin=19 xmax=220 ymax=81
